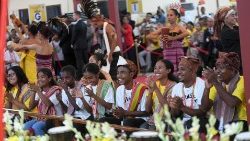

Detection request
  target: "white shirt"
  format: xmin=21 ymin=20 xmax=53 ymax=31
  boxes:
xmin=35 ymin=91 xmax=63 ymax=116
xmin=61 ymin=87 xmax=92 ymax=120
xmin=52 ymin=40 xmax=64 ymax=61
xmin=83 ymin=84 xmax=115 ymax=118
xmin=4 ymin=50 xmax=20 ymax=69
xmin=171 ymin=77 xmax=205 ymax=122
xmin=116 ymin=85 xmax=147 ymax=120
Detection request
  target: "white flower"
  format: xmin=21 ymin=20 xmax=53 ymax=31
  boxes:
xmin=222 ymin=122 xmax=243 ymax=138
xmin=36 ymin=135 xmax=49 ymax=141
xmin=3 ymin=111 xmax=14 ymax=136
xmin=63 ymin=114 xmax=74 ymax=128
xmin=189 ymin=116 xmax=200 ymax=140
xmin=102 ymin=122 xmax=117 ymax=139
xmin=13 ymin=117 xmax=23 ymax=133
xmin=4 ymin=109 xmax=49 ymax=140
xmin=63 ymin=114 xmax=84 ymax=141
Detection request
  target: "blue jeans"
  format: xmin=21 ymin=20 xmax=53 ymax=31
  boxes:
xmin=24 ymin=119 xmax=46 ymax=135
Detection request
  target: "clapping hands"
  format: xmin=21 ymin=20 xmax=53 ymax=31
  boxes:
xmin=113 ymin=107 xmax=126 ymax=119
xmin=167 ymin=95 xmax=184 ymax=109
xmin=202 ymin=67 xmax=218 ymax=88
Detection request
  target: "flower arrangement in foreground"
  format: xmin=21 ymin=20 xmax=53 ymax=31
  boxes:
xmin=154 ymin=106 xmax=244 ymax=141
xmin=63 ymin=114 xmax=126 ymax=141
xmin=4 ymin=108 xmax=245 ymax=141
xmin=3 ymin=110 xmax=49 ymax=141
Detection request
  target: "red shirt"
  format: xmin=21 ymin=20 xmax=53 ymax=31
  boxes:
xmin=122 ymin=23 xmax=134 ymax=47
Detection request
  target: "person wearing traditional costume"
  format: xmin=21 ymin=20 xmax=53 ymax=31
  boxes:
xmin=59 ymin=65 xmax=93 ymax=133
xmin=80 ymin=0 xmax=121 ymax=81
xmin=17 ymin=26 xmax=54 ymax=75
xmin=24 ymin=68 xmax=63 ymax=135
xmin=202 ymin=52 xmax=248 ymax=131
xmin=168 ymin=56 xmax=207 ymax=132
xmin=113 ymin=58 xmax=149 ymax=128
xmin=12 ymin=24 xmax=39 ymax=83
xmin=5 ymin=66 xmax=37 ymax=112
xmin=82 ymin=63 xmax=115 ymax=120
xmin=214 ymin=7 xmax=242 ymax=73
xmin=147 ymin=9 xmax=189 ymax=72
xmin=141 ymin=59 xmax=177 ymax=129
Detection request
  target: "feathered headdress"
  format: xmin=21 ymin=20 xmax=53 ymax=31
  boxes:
xmin=168 ymin=2 xmax=185 ymax=16
xmin=80 ymin=0 xmax=99 ymax=19
xmin=47 ymin=17 xmax=68 ymax=37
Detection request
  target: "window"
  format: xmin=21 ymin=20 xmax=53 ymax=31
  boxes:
xmin=19 ymin=9 xmax=29 ymax=25
xmin=46 ymin=5 xmax=62 ymax=20
xmin=181 ymin=3 xmax=195 ymax=11
xmin=97 ymin=0 xmax=127 ymax=18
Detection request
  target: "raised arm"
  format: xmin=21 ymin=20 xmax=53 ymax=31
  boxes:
xmin=174 ymin=25 xmax=189 ymax=40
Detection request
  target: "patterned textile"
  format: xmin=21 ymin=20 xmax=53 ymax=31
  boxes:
xmin=163 ymin=40 xmax=184 ymax=72
xmin=36 ymin=54 xmax=54 ymax=75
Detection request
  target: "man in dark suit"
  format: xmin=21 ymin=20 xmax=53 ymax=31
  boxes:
xmin=60 ymin=16 xmax=76 ymax=68
xmin=71 ymin=11 xmax=88 ymax=80
xmin=203 ymin=17 xmax=222 ymax=67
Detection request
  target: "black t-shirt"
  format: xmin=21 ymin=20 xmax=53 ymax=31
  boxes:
xmin=221 ymin=25 xmax=241 ymax=56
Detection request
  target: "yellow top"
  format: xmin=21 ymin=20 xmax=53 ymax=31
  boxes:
xmin=5 ymin=85 xmax=38 ymax=113
xmin=182 ymin=29 xmax=192 ymax=48
xmin=19 ymin=51 xmax=37 ymax=84
xmin=209 ymin=76 xmax=246 ymax=121
xmin=152 ymin=81 xmax=174 ymax=111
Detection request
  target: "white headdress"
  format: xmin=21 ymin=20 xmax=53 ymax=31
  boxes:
xmin=117 ymin=56 xmax=127 ymax=66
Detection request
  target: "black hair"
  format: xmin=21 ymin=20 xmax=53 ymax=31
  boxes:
xmin=117 ymin=65 xmax=137 ymax=79
xmin=170 ymin=9 xmax=181 ymax=18
xmin=146 ymin=13 xmax=153 ymax=16
xmin=158 ymin=59 xmax=179 ymax=82
xmin=6 ymin=66 xmax=29 ymax=92
xmin=28 ymin=24 xmax=38 ymax=36
xmin=37 ymin=68 xmax=57 ymax=87
xmin=60 ymin=14 xmax=68 ymax=18
xmin=92 ymin=52 xmax=107 ymax=67
xmin=74 ymin=11 xmax=81 ymax=16
xmin=37 ymin=21 xmax=46 ymax=31
xmin=126 ymin=12 xmax=131 ymax=15
xmin=187 ymin=21 xmax=194 ymax=27
xmin=39 ymin=26 xmax=53 ymax=39
xmin=61 ymin=65 xmax=76 ymax=79
xmin=82 ymin=63 xmax=100 ymax=75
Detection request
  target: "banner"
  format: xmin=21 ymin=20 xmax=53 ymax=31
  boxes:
xmin=127 ymin=0 xmax=143 ymax=14
xmin=0 ymin=0 xmax=7 ymax=139
xmin=29 ymin=4 xmax=47 ymax=23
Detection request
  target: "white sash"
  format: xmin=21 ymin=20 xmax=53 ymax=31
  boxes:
xmin=102 ymin=22 xmax=120 ymax=72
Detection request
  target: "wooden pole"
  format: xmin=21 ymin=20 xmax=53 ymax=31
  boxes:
xmin=108 ymin=0 xmax=122 ymax=48
xmin=216 ymin=0 xmax=220 ymax=9
xmin=0 ymin=0 xmax=7 ymax=140
xmin=237 ymin=0 xmax=250 ymax=124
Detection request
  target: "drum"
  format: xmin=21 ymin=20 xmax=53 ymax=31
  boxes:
xmin=130 ymin=131 xmax=160 ymax=141
xmin=234 ymin=132 xmax=250 ymax=141
xmin=48 ymin=126 xmax=75 ymax=141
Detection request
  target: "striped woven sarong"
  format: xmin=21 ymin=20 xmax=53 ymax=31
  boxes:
xmin=163 ymin=41 xmax=184 ymax=72
xmin=36 ymin=54 xmax=55 ymax=75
